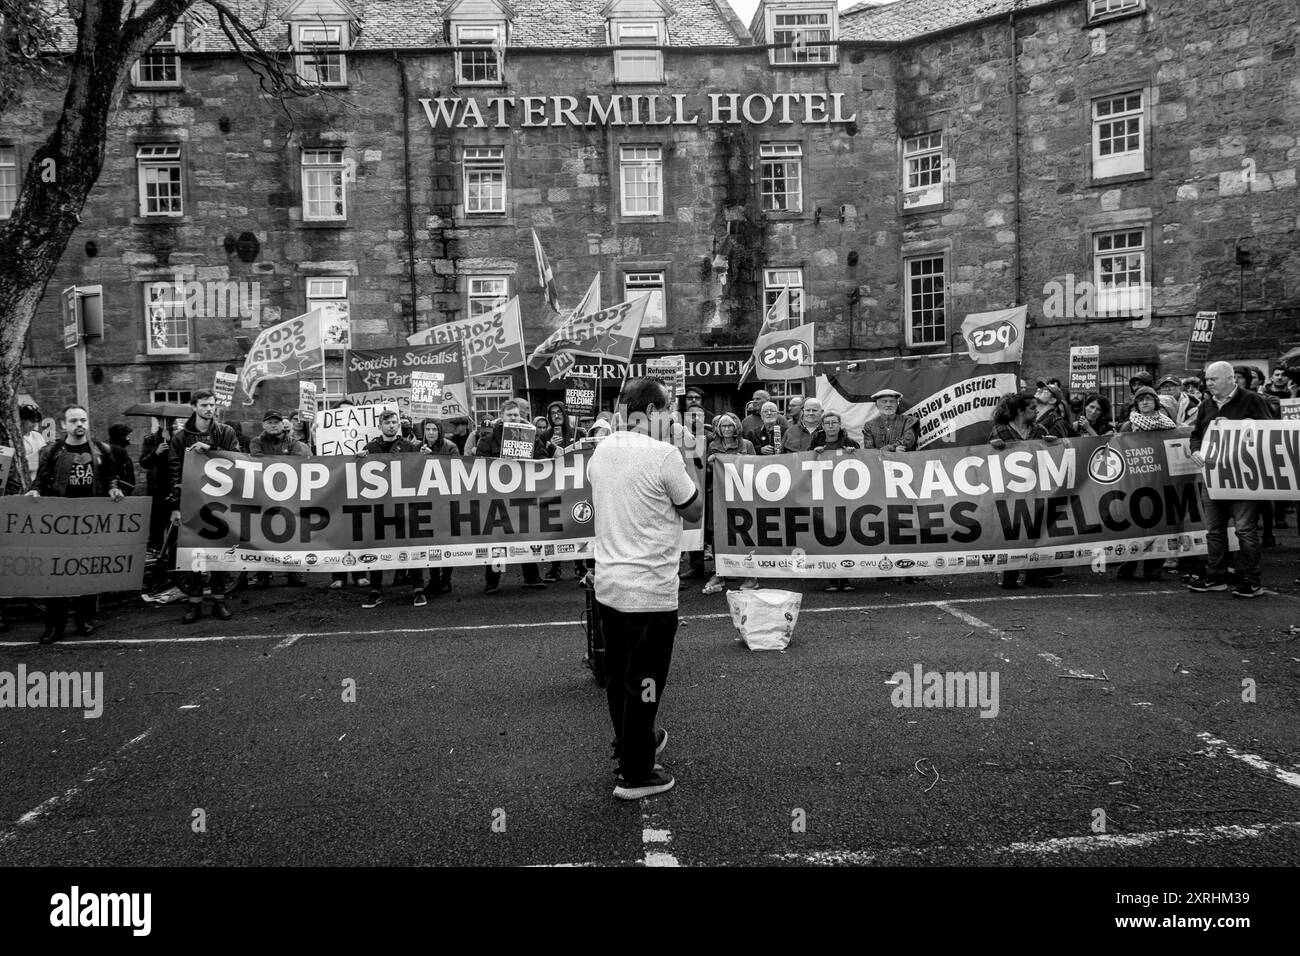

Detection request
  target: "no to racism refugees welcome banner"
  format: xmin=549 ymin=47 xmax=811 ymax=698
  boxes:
xmin=712 ymin=432 xmax=1209 ymax=579
xmin=177 ymin=449 xmax=597 ymax=572
xmin=1201 ymin=420 xmax=1300 ymax=501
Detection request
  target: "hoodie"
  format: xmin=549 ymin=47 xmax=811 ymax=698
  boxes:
xmin=250 ymin=429 xmax=310 ymax=457
xmin=168 ymin=414 xmax=238 ymax=505
xmin=418 ymin=419 xmax=459 ymax=456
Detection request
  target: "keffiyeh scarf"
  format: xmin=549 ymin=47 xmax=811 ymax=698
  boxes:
xmin=1128 ymin=409 xmax=1176 ymax=431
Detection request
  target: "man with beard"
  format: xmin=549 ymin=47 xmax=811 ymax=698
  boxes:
xmin=27 ymin=405 xmax=130 ymax=643
xmin=357 ymin=409 xmax=422 ymax=608
xmin=861 ymin=388 xmax=919 ymax=452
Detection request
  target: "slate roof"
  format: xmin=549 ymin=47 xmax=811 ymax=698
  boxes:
xmin=46 ymin=0 xmax=749 ymax=53
xmin=841 ymin=0 xmax=1062 ymax=42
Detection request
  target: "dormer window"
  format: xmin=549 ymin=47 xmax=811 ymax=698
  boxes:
xmin=131 ymin=24 xmax=182 ymax=88
xmin=455 ymin=24 xmax=504 ymax=85
xmin=765 ymin=3 xmax=837 ymax=66
xmin=294 ymin=23 xmax=348 ymax=87
xmin=613 ymin=22 xmax=664 ymax=83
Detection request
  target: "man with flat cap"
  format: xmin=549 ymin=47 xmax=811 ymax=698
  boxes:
xmin=861 ymin=388 xmax=919 ymax=452
xmin=249 ymin=410 xmax=311 ymax=589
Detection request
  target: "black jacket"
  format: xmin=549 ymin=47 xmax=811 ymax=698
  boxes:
xmin=168 ymin=415 xmax=238 ymax=505
xmin=364 ymin=434 xmax=421 ymax=455
xmin=1190 ymin=387 xmax=1274 ymax=452
xmin=35 ymin=439 xmax=126 ymax=498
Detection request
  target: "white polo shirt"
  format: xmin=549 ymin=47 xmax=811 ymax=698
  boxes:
xmin=588 ymin=429 xmax=697 ymax=613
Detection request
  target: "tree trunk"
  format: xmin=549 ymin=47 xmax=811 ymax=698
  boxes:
xmin=0 ymin=0 xmax=189 ymax=480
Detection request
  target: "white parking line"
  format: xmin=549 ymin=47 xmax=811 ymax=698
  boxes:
xmin=0 ymin=592 xmax=1112 ymax=648
xmin=775 ymin=820 xmax=1300 ymax=864
xmin=1196 ymin=733 xmax=1300 ymax=789
xmin=641 ymin=814 xmax=679 ymax=867
xmin=936 ymin=601 xmax=1111 ymax=679
xmin=0 ymin=729 xmax=153 ymax=849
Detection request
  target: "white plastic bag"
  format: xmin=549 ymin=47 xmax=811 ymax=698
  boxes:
xmin=726 ymin=589 xmax=802 ymax=651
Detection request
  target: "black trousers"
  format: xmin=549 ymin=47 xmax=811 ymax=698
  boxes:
xmin=417 ymin=567 xmax=454 ymax=592
xmin=180 ymin=571 xmax=231 ymax=602
xmin=44 ymin=594 xmax=97 ymax=631
xmin=598 ymin=601 xmax=678 ymax=782
xmin=485 ymin=563 xmax=541 ymax=588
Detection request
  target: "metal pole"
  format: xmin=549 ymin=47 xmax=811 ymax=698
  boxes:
xmin=73 ymin=340 xmax=89 ymax=410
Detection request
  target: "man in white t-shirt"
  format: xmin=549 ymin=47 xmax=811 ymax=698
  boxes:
xmin=589 ymin=377 xmax=703 ymax=800
xmin=20 ymin=405 xmax=46 ymax=485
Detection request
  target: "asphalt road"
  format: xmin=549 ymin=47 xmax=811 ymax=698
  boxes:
xmin=1 ymin=547 xmax=1298 ymax=868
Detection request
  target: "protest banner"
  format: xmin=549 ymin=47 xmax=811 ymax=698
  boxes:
xmin=0 ymin=445 xmax=13 ymax=491
xmin=646 ymin=355 xmax=687 ymax=397
xmin=409 ymin=371 xmax=445 ymax=421
xmin=176 ymin=449 xmax=596 ymax=571
xmin=299 ymin=381 xmax=318 ymax=422
xmin=315 ymin=402 xmax=399 ymax=456
xmin=711 ymin=432 xmax=1208 ymax=578
xmin=817 ymin=360 xmax=1019 ymax=449
xmin=1186 ymin=311 xmax=1216 ymax=368
xmin=501 ymin=422 xmax=537 ymax=459
xmin=527 ymin=295 xmax=650 ymax=370
xmin=564 ymin=377 xmax=597 ymax=417
xmin=752 ymin=325 xmax=815 ymax=382
xmin=239 ymin=309 xmax=324 ymax=403
xmin=1068 ymin=346 xmax=1100 ymax=393
xmin=1281 ymin=399 xmax=1300 ymax=421
xmin=1201 ymin=420 xmax=1300 ymax=501
xmin=406 ymin=298 xmax=526 ymax=377
xmin=0 ymin=498 xmax=151 ymax=598
xmin=213 ymin=371 xmax=238 ymax=409
xmin=344 ymin=342 xmax=470 ymax=419
xmin=960 ymin=306 xmax=1027 ymax=364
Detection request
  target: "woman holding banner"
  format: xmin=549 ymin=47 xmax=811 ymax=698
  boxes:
xmin=701 ymin=413 xmax=756 ymax=595
xmin=1074 ymin=394 xmax=1114 ymax=437
xmin=989 ymin=393 xmax=1058 ymax=591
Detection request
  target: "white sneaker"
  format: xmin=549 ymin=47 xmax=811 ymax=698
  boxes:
xmin=356 ymin=576 xmax=370 ymax=588
xmin=329 ymin=580 xmax=343 ymax=590
xmin=702 ymin=575 xmax=725 ymax=595
xmin=740 ymin=579 xmax=760 ymax=590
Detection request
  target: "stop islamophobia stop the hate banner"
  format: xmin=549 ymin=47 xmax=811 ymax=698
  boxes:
xmin=176 ymin=448 xmax=597 ymax=572
xmin=711 ymin=432 xmax=1209 ymax=578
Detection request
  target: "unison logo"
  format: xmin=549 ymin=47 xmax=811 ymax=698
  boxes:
xmin=888 ymin=664 xmax=999 ymax=718
xmin=0 ymin=666 xmax=103 ymax=719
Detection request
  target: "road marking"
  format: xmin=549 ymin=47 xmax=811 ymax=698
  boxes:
xmin=641 ymin=814 xmax=679 ymax=867
xmin=0 ymin=729 xmax=153 ymax=849
xmin=0 ymin=592 xmax=1117 ymax=648
xmin=774 ymin=821 xmax=1300 ymax=864
xmin=936 ymin=601 xmax=1108 ymax=679
xmin=1195 ymin=733 xmax=1300 ymax=789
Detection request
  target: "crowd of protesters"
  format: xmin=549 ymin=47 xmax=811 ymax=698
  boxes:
xmin=3 ymin=359 xmax=1298 ymax=642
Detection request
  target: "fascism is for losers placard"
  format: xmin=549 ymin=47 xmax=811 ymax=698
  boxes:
xmin=0 ymin=498 xmax=151 ymax=598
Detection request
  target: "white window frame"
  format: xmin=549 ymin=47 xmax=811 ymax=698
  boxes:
xmin=768 ymin=8 xmax=836 ymax=66
xmin=1092 ymin=90 xmax=1144 ymax=178
xmin=619 ymin=145 xmax=662 ymax=217
xmin=1089 ymin=0 xmax=1144 ymax=22
xmin=144 ymin=281 xmax=191 ymax=355
xmin=760 ymin=143 xmax=803 ymax=214
xmin=1093 ymin=228 xmax=1147 ymax=318
xmin=0 ymin=146 xmax=18 ymax=219
xmin=301 ymin=148 xmax=346 ymax=222
xmin=322 ymin=356 xmax=346 ymax=401
xmin=766 ymin=380 xmax=805 ymax=415
xmin=136 ymin=144 xmax=183 ymax=217
xmin=763 ymin=268 xmax=805 ymax=325
xmin=624 ymin=272 xmax=666 ymax=330
xmin=294 ymin=23 xmax=347 ymax=87
xmin=905 ymin=255 xmax=946 ymax=347
xmin=902 ymin=132 xmax=945 ymax=210
xmin=307 ymin=277 xmax=351 ymax=351
xmin=131 ymin=24 xmax=182 ymax=88
xmin=462 ymin=146 xmax=506 ymax=216
xmin=455 ymin=24 xmax=504 ymax=86
xmin=468 ymin=276 xmax=509 ymax=316
xmin=613 ymin=21 xmax=663 ymax=83
xmin=472 ymin=374 xmax=514 ymax=423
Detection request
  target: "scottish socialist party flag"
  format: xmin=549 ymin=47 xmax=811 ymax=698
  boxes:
xmin=238 ymin=309 xmax=324 ymax=404
xmin=528 ymin=294 xmax=650 ymax=371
